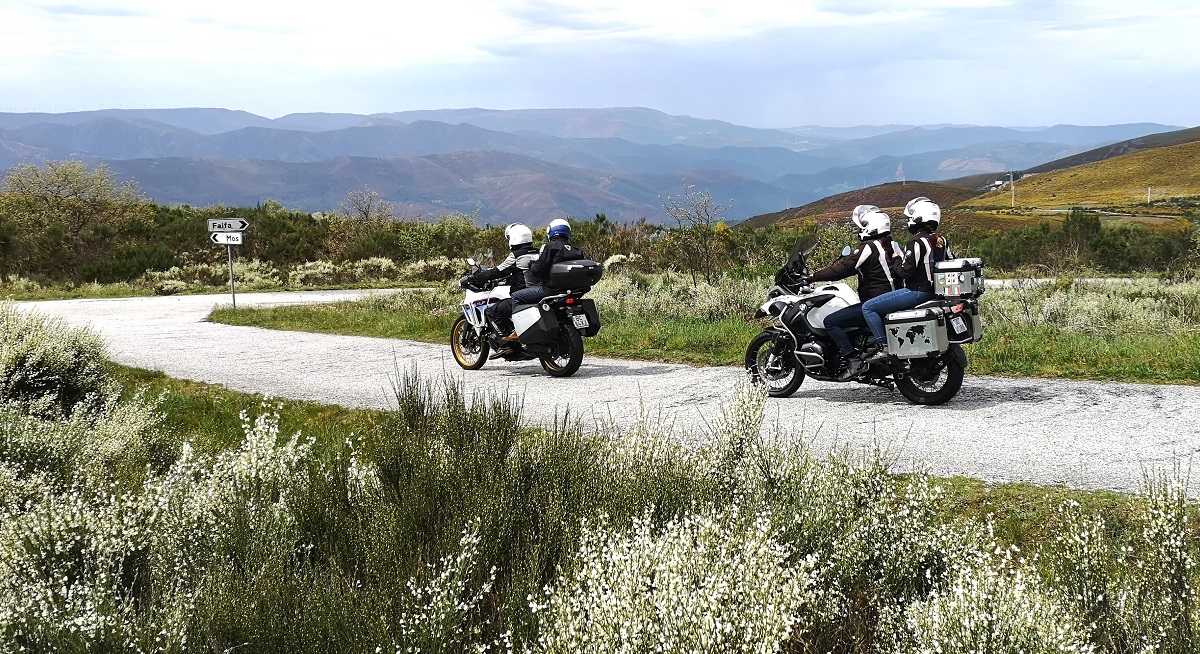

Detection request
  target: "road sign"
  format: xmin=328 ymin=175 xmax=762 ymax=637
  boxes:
xmin=210 ymin=231 xmax=243 ymax=245
xmin=208 ymin=218 xmax=250 ymax=232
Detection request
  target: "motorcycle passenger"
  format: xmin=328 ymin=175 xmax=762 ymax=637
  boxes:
xmin=469 ymin=223 xmax=538 ymax=354
xmin=805 ymin=205 xmax=903 ymax=380
xmin=860 ymin=197 xmax=954 ymax=360
xmin=508 ymin=219 xmax=589 ymax=331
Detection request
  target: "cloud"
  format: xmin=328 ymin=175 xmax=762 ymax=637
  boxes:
xmin=39 ymin=2 xmax=149 ymax=18
xmin=0 ymin=0 xmax=1198 ymax=126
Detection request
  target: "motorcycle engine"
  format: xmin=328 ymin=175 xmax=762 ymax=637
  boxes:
xmin=796 ymin=342 xmax=825 ymax=373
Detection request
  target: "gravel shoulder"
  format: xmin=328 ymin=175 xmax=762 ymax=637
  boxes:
xmin=18 ymin=290 xmax=1200 ymax=495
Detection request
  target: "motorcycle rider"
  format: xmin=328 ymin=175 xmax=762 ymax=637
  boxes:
xmin=508 ymin=218 xmax=589 ymax=325
xmin=469 ymin=223 xmax=538 ymax=356
xmin=805 ymin=205 xmax=903 ymax=380
xmin=860 ymin=197 xmax=954 ymax=360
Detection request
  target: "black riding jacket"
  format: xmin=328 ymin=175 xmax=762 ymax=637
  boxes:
xmin=897 ymin=231 xmax=953 ymax=293
xmin=476 ymin=243 xmax=538 ymax=291
xmin=531 ymin=236 xmax=588 ymax=287
xmin=809 ymin=235 xmax=902 ymax=302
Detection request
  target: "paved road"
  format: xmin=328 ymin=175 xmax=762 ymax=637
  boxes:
xmin=17 ymin=290 xmax=1200 ymax=495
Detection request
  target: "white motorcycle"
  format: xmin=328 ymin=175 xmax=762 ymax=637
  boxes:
xmin=745 ymin=236 xmax=985 ymax=405
xmin=450 ymin=258 xmax=603 ymax=377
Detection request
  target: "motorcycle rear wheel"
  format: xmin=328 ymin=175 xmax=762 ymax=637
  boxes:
xmin=540 ymin=324 xmax=585 ymax=377
xmin=745 ymin=331 xmax=804 ymax=398
xmin=895 ymin=345 xmax=965 ymax=405
xmin=450 ymin=316 xmax=488 ymax=370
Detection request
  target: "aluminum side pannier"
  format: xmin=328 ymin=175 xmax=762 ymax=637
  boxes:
xmin=934 ymin=258 xmax=985 ymax=298
xmin=884 ymin=308 xmax=950 ymax=359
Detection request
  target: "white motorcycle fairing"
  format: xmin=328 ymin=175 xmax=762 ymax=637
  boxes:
xmin=460 ymin=285 xmax=510 ymax=330
xmin=757 ymin=283 xmax=860 ymax=332
xmin=804 ymin=283 xmax=860 ymax=329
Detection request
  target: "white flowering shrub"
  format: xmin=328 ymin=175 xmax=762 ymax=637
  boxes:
xmin=1050 ymin=473 xmax=1198 ymax=653
xmin=531 ymin=506 xmax=818 ymax=654
xmin=983 ymin=279 xmax=1200 ymax=335
xmin=0 ymin=276 xmax=43 ymax=292
xmin=230 ymin=259 xmax=283 ymax=290
xmin=352 ymin=257 xmax=400 ymax=282
xmin=390 ymin=522 xmax=497 ymax=654
xmin=588 ymin=273 xmax=768 ymax=321
xmin=152 ymin=278 xmax=190 ymax=296
xmin=900 ymin=543 xmax=1096 ymax=654
xmin=288 ymin=259 xmax=343 ymax=287
xmin=0 ymin=392 xmax=167 ymax=493
xmin=0 ymin=303 xmax=116 ymax=417
xmin=399 ymin=257 xmax=460 ymax=282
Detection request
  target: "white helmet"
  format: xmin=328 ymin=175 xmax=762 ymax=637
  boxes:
xmin=851 ymin=205 xmax=881 ymax=230
xmin=904 ymin=197 xmax=941 ymax=233
xmin=856 ymin=209 xmax=891 ymax=241
xmin=506 ymin=223 xmax=533 ymax=246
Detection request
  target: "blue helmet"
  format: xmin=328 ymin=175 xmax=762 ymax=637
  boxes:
xmin=548 ymin=218 xmax=571 ymax=240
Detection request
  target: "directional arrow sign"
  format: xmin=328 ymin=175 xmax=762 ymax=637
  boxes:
xmin=210 ymin=231 xmax=244 ymax=245
xmin=208 ymin=218 xmax=250 ymax=232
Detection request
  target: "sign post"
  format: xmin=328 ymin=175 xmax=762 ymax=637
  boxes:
xmin=208 ymin=218 xmax=249 ymax=308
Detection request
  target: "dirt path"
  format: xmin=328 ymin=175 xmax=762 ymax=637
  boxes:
xmin=19 ymin=290 xmax=1200 ymax=495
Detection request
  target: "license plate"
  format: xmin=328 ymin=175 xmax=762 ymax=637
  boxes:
xmin=950 ymin=316 xmax=967 ymax=334
xmin=571 ymin=314 xmax=590 ymax=329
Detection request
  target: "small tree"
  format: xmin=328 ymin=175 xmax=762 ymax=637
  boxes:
xmin=662 ymin=182 xmax=731 ymax=284
xmin=1 ymin=160 xmax=152 ymax=281
xmin=338 ymin=186 xmax=396 ymax=222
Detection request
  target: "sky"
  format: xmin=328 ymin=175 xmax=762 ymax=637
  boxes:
xmin=1 ymin=0 xmax=1198 ymax=128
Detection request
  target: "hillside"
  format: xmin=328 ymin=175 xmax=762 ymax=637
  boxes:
xmin=1022 ymin=125 xmax=1200 ymax=176
xmin=0 ymin=107 xmax=1186 ymax=225
xmin=104 ymin=153 xmax=794 ymax=224
xmin=741 ymin=181 xmax=981 ymax=229
xmin=958 ymin=138 xmax=1200 ymax=213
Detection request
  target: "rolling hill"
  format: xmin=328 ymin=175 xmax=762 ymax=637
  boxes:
xmin=741 ymin=181 xmax=982 ymax=229
xmin=958 ymin=138 xmax=1200 ymax=213
xmin=104 ymin=152 xmax=794 ymax=225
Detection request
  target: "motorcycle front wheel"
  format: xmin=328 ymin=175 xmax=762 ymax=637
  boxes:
xmin=895 ymin=345 xmax=966 ymax=405
xmin=745 ymin=331 xmax=804 ymax=398
xmin=540 ymin=324 xmax=584 ymax=377
xmin=450 ymin=316 xmax=488 ymax=370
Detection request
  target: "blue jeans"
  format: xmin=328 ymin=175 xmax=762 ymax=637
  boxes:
xmin=510 ymin=285 xmax=546 ymax=310
xmin=824 ymin=303 xmax=866 ymax=357
xmin=862 ymin=289 xmax=935 ymax=345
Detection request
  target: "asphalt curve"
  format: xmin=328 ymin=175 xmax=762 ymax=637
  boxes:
xmin=17 ymin=290 xmax=1200 ymax=495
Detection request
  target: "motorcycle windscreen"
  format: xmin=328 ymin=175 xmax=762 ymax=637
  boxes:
xmin=512 ymin=305 xmax=559 ymax=344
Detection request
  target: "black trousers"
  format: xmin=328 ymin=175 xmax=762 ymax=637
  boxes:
xmin=488 ymin=298 xmax=515 ymax=334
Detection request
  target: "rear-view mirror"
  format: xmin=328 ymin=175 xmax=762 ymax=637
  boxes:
xmin=840 ymin=245 xmax=853 ymax=257
xmin=467 ymin=258 xmax=477 ymax=266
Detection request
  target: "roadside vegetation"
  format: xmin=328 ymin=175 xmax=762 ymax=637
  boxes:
xmin=1 ymin=160 xmax=1197 ymax=302
xmin=1 ymin=304 xmax=1197 ymax=653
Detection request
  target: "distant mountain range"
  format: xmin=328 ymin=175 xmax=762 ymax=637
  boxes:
xmin=0 ymin=107 xmax=1186 ymax=224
